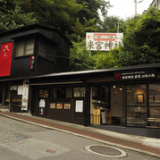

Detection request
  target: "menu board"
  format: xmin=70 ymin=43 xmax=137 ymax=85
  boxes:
xmin=64 ymin=103 xmax=71 ymax=109
xmin=50 ymin=103 xmax=56 ymax=109
xmin=57 ymin=103 xmax=63 ymax=109
xmin=75 ymin=100 xmax=83 ymax=113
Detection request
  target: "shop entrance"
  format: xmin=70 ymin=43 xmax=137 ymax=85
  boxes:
xmin=91 ymin=85 xmax=126 ymax=126
xmin=111 ymin=85 xmax=126 ymax=125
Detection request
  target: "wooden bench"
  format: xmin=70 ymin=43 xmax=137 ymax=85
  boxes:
xmin=147 ymin=118 xmax=160 ymax=128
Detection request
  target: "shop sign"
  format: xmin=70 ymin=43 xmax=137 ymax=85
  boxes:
xmin=86 ymin=32 xmax=123 ymax=51
xmin=30 ymin=55 xmax=35 ymax=70
xmin=115 ymin=70 xmax=156 ymax=81
xmin=0 ymin=42 xmax=13 ymax=76
xmin=22 ymin=80 xmax=29 ymax=111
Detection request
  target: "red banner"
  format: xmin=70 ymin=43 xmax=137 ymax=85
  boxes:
xmin=0 ymin=42 xmax=13 ymax=77
xmin=29 ymin=55 xmax=35 ymax=70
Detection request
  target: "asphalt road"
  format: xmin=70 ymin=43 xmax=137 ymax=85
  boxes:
xmin=0 ymin=115 xmax=159 ymax=160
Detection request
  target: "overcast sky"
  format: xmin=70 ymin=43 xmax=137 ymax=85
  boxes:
xmin=107 ymin=0 xmax=153 ymax=19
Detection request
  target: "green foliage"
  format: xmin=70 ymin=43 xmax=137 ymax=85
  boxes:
xmin=70 ymin=38 xmax=120 ymax=70
xmin=75 ymin=0 xmax=111 ymax=25
xmin=99 ymin=16 xmax=127 ymax=33
xmin=0 ymin=0 xmax=20 ymax=12
xmin=0 ymin=0 xmax=37 ymax=31
xmin=71 ymin=17 xmax=98 ymax=42
xmin=22 ymin=0 xmax=83 ymax=32
xmin=70 ymin=39 xmax=95 ymax=71
xmin=118 ymin=7 xmax=160 ymax=66
xmin=93 ymin=51 xmax=119 ymax=69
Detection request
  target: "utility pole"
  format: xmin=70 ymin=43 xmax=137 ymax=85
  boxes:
xmin=134 ymin=0 xmax=138 ymax=16
xmin=117 ymin=22 xmax=119 ymax=33
xmin=134 ymin=0 xmax=145 ymax=16
xmin=156 ymin=0 xmax=158 ymax=8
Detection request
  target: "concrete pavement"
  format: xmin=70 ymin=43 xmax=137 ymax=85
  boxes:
xmin=0 ymin=110 xmax=160 ymax=158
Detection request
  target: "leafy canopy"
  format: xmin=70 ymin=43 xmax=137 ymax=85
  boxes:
xmin=0 ymin=0 xmax=36 ymax=31
xmin=70 ymin=39 xmax=95 ymax=71
xmin=117 ymin=7 xmax=160 ymax=66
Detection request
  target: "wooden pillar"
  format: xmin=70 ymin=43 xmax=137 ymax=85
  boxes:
xmin=84 ymin=84 xmax=90 ymax=126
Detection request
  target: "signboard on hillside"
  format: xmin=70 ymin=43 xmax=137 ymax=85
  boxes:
xmin=86 ymin=32 xmax=123 ymax=51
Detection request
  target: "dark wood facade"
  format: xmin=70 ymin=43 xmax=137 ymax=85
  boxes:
xmin=28 ymin=64 xmax=160 ymax=127
xmin=32 ymin=85 xmax=86 ymax=125
xmin=0 ymin=23 xmax=71 ymax=81
xmin=0 ymin=24 xmax=71 ymax=111
xmin=1 ymin=24 xmax=160 ymax=128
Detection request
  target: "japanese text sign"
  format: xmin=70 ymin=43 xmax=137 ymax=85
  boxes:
xmin=115 ymin=70 xmax=156 ymax=81
xmin=86 ymin=32 xmax=123 ymax=51
xmin=0 ymin=42 xmax=13 ymax=76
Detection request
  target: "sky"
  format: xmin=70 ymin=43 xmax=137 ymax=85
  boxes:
xmin=107 ymin=0 xmax=153 ymax=19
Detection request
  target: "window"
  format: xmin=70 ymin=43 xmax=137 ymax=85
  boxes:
xmin=74 ymin=87 xmax=85 ymax=98
xmin=149 ymin=84 xmax=160 ymax=106
xmin=39 ymin=89 xmax=49 ymax=99
xmin=149 ymin=84 xmax=160 ymax=120
xmin=53 ymin=88 xmax=72 ymax=99
xmin=126 ymin=85 xmax=147 ymax=127
xmin=127 ymin=85 xmax=147 ymax=107
xmin=15 ymin=38 xmax=35 ymax=57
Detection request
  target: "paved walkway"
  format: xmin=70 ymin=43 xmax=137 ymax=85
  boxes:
xmin=0 ymin=111 xmax=160 ymax=158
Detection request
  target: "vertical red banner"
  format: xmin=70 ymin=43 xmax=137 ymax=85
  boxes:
xmin=29 ymin=55 xmax=35 ymax=70
xmin=0 ymin=42 xmax=13 ymax=77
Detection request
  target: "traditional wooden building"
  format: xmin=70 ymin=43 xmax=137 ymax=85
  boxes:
xmin=29 ymin=64 xmax=160 ymax=128
xmin=0 ymin=24 xmax=160 ymax=128
xmin=0 ymin=23 xmax=71 ymax=111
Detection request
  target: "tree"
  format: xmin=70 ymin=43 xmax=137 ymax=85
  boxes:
xmin=117 ymin=7 xmax=160 ymax=66
xmin=70 ymin=39 xmax=95 ymax=71
xmin=22 ymin=0 xmax=83 ymax=32
xmin=0 ymin=0 xmax=20 ymax=12
xmin=75 ymin=0 xmax=111 ymax=25
xmin=99 ymin=16 xmax=127 ymax=33
xmin=71 ymin=17 xmax=98 ymax=42
xmin=93 ymin=51 xmax=119 ymax=69
xmin=0 ymin=1 xmax=36 ymax=32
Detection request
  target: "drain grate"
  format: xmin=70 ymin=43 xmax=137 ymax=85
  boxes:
xmin=85 ymin=144 xmax=126 ymax=158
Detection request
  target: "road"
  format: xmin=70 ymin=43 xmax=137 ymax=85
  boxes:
xmin=0 ymin=115 xmax=159 ymax=160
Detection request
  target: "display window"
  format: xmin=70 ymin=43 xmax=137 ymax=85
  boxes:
xmin=149 ymin=84 xmax=160 ymax=106
xmin=74 ymin=87 xmax=85 ymax=97
xmin=126 ymin=85 xmax=147 ymax=127
xmin=39 ymin=89 xmax=49 ymax=99
xmin=53 ymin=87 xmax=72 ymax=99
xmin=149 ymin=84 xmax=160 ymax=126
